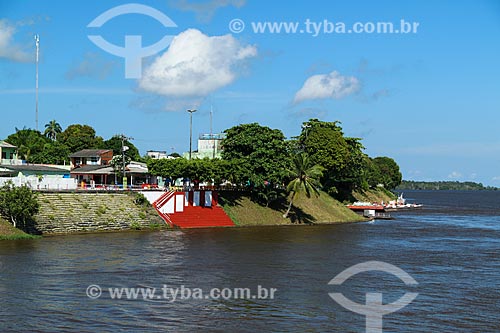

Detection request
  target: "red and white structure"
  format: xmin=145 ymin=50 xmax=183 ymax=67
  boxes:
xmin=140 ymin=190 xmax=234 ymax=229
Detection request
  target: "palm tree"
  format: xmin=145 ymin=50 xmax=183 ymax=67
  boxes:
xmin=44 ymin=120 xmax=62 ymax=141
xmin=283 ymin=153 xmax=324 ymax=218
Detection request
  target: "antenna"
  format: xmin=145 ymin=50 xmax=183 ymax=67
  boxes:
xmin=34 ymin=34 xmax=39 ymax=131
xmin=210 ymin=104 xmax=215 ymax=159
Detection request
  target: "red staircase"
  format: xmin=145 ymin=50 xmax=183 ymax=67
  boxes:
xmin=170 ymin=205 xmax=234 ymax=229
xmin=152 ymin=190 xmax=234 ymax=229
xmin=152 ymin=191 xmax=175 ymax=227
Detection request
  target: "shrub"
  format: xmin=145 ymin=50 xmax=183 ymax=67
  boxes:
xmin=0 ymin=181 xmax=39 ymax=230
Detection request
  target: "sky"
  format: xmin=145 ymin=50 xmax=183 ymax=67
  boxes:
xmin=0 ymin=0 xmax=499 ymax=185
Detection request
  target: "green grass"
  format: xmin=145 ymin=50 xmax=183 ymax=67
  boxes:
xmin=0 ymin=217 xmax=40 ymax=240
xmin=353 ymin=188 xmax=396 ymax=203
xmin=219 ymin=190 xmax=365 ymax=227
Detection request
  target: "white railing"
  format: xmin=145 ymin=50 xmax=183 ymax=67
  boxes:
xmin=0 ymin=176 xmax=77 ymax=190
xmin=0 ymin=159 xmax=25 ymax=165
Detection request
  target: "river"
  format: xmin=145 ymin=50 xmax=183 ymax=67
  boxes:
xmin=0 ymin=190 xmax=499 ymax=332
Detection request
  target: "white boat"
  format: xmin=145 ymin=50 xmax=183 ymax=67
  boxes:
xmin=384 ymin=193 xmax=423 ymax=211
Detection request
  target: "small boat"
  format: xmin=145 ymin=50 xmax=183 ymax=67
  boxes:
xmin=384 ymin=193 xmax=423 ymax=211
xmin=347 ymin=202 xmax=385 ymax=211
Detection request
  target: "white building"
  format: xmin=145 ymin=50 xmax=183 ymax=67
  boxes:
xmin=184 ymin=133 xmax=225 ymax=159
xmin=147 ymin=150 xmax=168 ymax=159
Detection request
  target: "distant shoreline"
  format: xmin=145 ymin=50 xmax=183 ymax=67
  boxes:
xmin=396 ymin=180 xmax=498 ymax=191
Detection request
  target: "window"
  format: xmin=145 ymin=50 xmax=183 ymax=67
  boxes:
xmin=89 ymin=157 xmax=99 ymax=165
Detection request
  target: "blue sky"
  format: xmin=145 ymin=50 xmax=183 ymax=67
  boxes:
xmin=1 ymin=0 xmax=499 ymax=185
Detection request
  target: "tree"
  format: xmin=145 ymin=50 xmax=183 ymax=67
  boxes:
xmin=147 ymin=158 xmax=188 ymax=185
xmin=283 ymin=153 xmax=324 ymax=218
xmin=44 ymin=120 xmax=62 ymax=141
xmin=0 ymin=182 xmax=39 ymax=230
xmin=299 ymin=119 xmax=350 ymax=171
xmin=102 ymin=135 xmax=140 ymax=161
xmin=30 ymin=141 xmax=70 ymax=165
xmin=372 ymin=157 xmax=402 ymax=189
xmin=222 ymin=123 xmax=291 ymax=186
xmin=6 ymin=127 xmax=49 ymax=162
xmin=109 ymin=155 xmax=131 ymax=182
xmin=58 ymin=124 xmax=103 ymax=153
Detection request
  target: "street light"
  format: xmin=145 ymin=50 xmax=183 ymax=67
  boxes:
xmin=187 ymin=109 xmax=197 ymax=160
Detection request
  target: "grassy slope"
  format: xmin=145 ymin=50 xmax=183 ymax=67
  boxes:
xmin=219 ymin=191 xmax=365 ymax=226
xmin=353 ymin=188 xmax=396 ymax=203
xmin=0 ymin=216 xmax=38 ymax=240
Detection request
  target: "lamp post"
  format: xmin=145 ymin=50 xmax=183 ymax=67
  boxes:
xmin=187 ymin=109 xmax=197 ymax=160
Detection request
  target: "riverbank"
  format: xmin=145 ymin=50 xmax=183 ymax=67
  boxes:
xmin=1 ymin=189 xmax=375 ymax=239
xmin=353 ymin=188 xmax=396 ymax=203
xmin=219 ymin=190 xmax=366 ymax=226
xmin=32 ymin=192 xmax=166 ymax=235
xmin=0 ymin=217 xmax=40 ymax=240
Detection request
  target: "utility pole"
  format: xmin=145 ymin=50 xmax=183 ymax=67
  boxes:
xmin=119 ymin=134 xmax=133 ymax=189
xmin=187 ymin=109 xmax=197 ymax=160
xmin=34 ymin=34 xmax=39 ymax=131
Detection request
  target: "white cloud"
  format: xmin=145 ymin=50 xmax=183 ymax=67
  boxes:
xmin=138 ymin=29 xmax=257 ymax=100
xmin=293 ymin=71 xmax=360 ymax=103
xmin=0 ymin=19 xmax=32 ymax=62
xmin=448 ymin=171 xmax=462 ymax=179
xmin=492 ymin=176 xmax=500 ymax=181
xmin=170 ymin=0 xmax=246 ymax=22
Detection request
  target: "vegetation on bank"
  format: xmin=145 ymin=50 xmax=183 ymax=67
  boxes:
xmin=2 ymin=119 xmax=404 ymax=229
xmin=0 ymin=182 xmax=39 ymax=231
xmin=219 ymin=190 xmax=365 ymax=226
xmin=0 ymin=216 xmax=40 ymax=240
xmin=396 ymin=180 xmax=498 ymax=191
xmin=4 ymin=122 xmax=143 ymax=164
xmin=353 ymin=188 xmax=396 ymax=203
xmin=148 ymin=119 xmax=403 ymax=207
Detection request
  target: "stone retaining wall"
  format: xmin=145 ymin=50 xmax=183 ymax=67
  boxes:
xmin=32 ymin=192 xmax=165 ymax=234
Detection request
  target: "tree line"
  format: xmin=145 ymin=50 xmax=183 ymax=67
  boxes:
xmin=4 ymin=121 xmax=141 ymax=164
xmin=148 ymin=119 xmax=402 ymax=201
xmin=396 ymin=180 xmax=498 ymax=191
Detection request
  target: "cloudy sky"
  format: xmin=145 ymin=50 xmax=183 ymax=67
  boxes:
xmin=1 ymin=0 xmax=499 ymax=185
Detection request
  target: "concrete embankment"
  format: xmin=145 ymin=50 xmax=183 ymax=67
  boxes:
xmin=32 ymin=192 xmax=165 ymax=234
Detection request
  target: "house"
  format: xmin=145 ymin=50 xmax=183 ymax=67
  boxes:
xmin=70 ymin=161 xmax=154 ymax=188
xmin=147 ymin=150 xmax=168 ymax=159
xmin=0 ymin=141 xmax=22 ymax=165
xmin=69 ymin=149 xmax=113 ymax=168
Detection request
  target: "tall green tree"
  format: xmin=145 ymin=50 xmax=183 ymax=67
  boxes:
xmin=0 ymin=182 xmax=39 ymax=230
xmin=147 ymin=158 xmax=188 ymax=184
xmin=58 ymin=124 xmax=103 ymax=153
xmin=283 ymin=153 xmax=324 ymax=218
xmin=30 ymin=141 xmax=70 ymax=165
xmin=222 ymin=123 xmax=291 ymax=186
xmin=372 ymin=157 xmax=402 ymax=189
xmin=44 ymin=120 xmax=62 ymax=141
xmin=6 ymin=127 xmax=49 ymax=162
